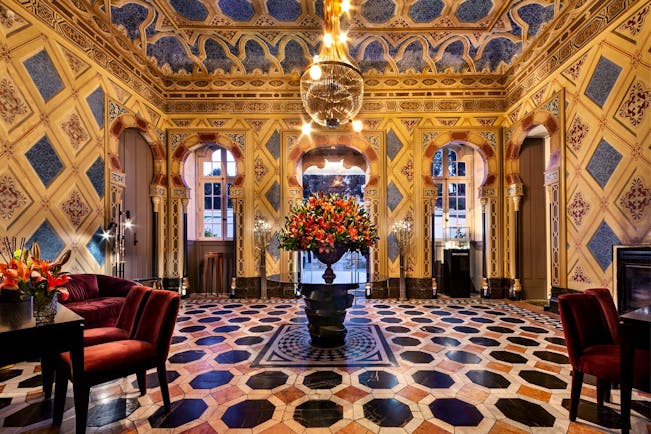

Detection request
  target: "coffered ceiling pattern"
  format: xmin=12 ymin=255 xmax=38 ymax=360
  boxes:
xmin=82 ymin=0 xmax=559 ymax=85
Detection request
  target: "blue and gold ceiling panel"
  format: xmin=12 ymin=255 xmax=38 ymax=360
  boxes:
xmin=72 ymin=0 xmax=561 ymax=84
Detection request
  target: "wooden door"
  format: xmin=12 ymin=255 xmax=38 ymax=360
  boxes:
xmin=119 ymin=128 xmax=154 ymax=280
xmin=519 ymin=138 xmax=547 ymax=300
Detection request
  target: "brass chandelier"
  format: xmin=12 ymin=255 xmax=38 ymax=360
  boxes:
xmin=300 ymin=0 xmax=364 ymax=131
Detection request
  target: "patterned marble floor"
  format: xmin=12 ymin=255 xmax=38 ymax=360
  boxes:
xmin=0 ymin=296 xmax=649 ymax=433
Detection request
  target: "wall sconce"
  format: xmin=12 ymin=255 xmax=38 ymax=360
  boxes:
xmin=253 ymin=218 xmax=273 ymax=299
xmin=392 ymin=220 xmax=412 ymax=254
xmin=392 ymin=220 xmax=412 ymax=301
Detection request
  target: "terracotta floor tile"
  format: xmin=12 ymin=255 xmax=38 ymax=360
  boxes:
xmin=517 ymin=384 xmax=552 ymax=402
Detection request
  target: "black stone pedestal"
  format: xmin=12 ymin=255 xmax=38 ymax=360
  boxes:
xmin=300 ymin=283 xmax=357 ymax=347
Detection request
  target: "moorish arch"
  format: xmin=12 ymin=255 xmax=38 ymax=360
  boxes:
xmin=107 ymin=113 xmax=168 ymax=278
xmin=503 ymin=106 xmax=565 ymax=300
xmin=283 ymin=132 xmax=386 ymax=278
xmin=171 ymin=132 xmax=246 ymax=281
xmin=421 ymin=130 xmax=499 ymax=293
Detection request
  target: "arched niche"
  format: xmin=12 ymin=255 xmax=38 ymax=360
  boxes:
xmin=503 ymin=100 xmax=565 ymax=301
xmin=421 ymin=130 xmax=499 ymax=289
xmin=171 ymin=132 xmax=246 ymax=288
xmin=107 ymin=113 xmax=167 ymax=278
xmin=283 ymin=132 xmax=386 ymax=279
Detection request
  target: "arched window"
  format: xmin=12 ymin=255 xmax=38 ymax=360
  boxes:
xmin=432 ymin=146 xmax=472 ymax=243
xmin=197 ymin=147 xmax=236 ymax=239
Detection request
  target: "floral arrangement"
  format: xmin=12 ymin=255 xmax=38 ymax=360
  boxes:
xmin=0 ymin=238 xmax=71 ymax=302
xmin=279 ymin=193 xmax=378 ymax=254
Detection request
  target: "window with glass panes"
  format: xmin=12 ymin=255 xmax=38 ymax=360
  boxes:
xmin=197 ymin=147 xmax=235 ymax=239
xmin=431 ymin=147 xmax=470 ymax=239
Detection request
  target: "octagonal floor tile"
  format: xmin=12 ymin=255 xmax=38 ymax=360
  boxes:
xmin=149 ymin=398 xmax=207 ymax=428
xmin=168 ymin=350 xmax=205 ymax=363
xmin=358 ymin=370 xmax=398 ymax=389
xmin=533 ymin=350 xmax=569 ymax=364
xmin=246 ymin=370 xmax=288 ymax=389
xmin=400 ymin=351 xmax=434 ymax=364
xmin=490 ymin=350 xmax=528 ymax=364
xmin=466 ymin=370 xmax=510 ymax=388
xmin=430 ymin=398 xmax=483 ymax=426
xmin=190 ymin=370 xmax=234 ymax=389
xmin=304 ymin=371 xmax=342 ymax=389
xmin=363 ymin=398 xmax=413 ymax=427
xmin=294 ymin=399 xmax=342 ymax=427
xmin=87 ymin=397 xmax=139 ymax=427
xmin=496 ymin=398 xmax=555 ymax=427
xmin=215 ymin=350 xmax=250 ymax=364
xmin=392 ymin=336 xmax=421 ymax=346
xmin=519 ymin=370 xmax=567 ymax=389
xmin=445 ymin=350 xmax=482 ymax=364
xmin=222 ymin=399 xmax=275 ymax=428
xmin=412 ymin=370 xmax=454 ymax=389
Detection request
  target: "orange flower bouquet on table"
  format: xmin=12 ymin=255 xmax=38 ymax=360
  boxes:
xmin=279 ymin=193 xmax=378 ymax=283
xmin=0 ymin=238 xmax=71 ymax=322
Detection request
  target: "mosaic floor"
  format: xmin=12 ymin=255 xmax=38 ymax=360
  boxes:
xmin=0 ymin=296 xmax=649 ymax=433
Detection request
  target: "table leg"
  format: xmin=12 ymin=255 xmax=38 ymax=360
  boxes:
xmin=41 ymin=354 xmax=55 ymax=398
xmin=69 ymin=325 xmax=86 ymax=434
xmin=619 ymin=322 xmax=634 ymax=433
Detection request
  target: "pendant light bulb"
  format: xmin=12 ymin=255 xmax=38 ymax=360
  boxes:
xmin=301 ymin=122 xmax=312 ymax=135
xmin=323 ymin=32 xmax=333 ymax=48
xmin=352 ymin=119 xmax=363 ymax=132
xmin=309 ymin=64 xmax=322 ymax=80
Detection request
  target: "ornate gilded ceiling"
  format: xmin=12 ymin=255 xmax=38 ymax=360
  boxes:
xmin=82 ymin=0 xmax=559 ymax=87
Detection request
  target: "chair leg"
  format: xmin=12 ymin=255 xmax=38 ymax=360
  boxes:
xmin=569 ymin=370 xmax=583 ymax=421
xmin=157 ymin=363 xmax=171 ymax=411
xmin=136 ymin=371 xmax=147 ymax=396
xmin=52 ymin=368 xmax=69 ymax=424
xmin=596 ymin=379 xmax=611 ymax=405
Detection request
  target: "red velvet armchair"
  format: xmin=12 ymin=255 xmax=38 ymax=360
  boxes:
xmin=558 ymin=292 xmax=650 ymax=425
xmin=53 ymin=290 xmax=180 ymax=433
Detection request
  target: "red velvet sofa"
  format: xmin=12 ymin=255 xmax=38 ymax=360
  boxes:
xmin=60 ymin=274 xmax=140 ymax=328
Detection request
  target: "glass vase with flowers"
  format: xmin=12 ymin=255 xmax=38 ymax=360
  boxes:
xmin=0 ymin=238 xmax=71 ymax=325
xmin=279 ymin=193 xmax=378 ymax=283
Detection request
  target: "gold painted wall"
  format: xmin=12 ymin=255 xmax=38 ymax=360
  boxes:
xmin=504 ymin=0 xmax=651 ymax=290
xmin=0 ymin=4 xmax=168 ymax=272
xmin=2 ymin=0 xmax=648 ymax=297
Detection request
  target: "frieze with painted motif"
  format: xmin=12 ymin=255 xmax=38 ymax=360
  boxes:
xmin=0 ymin=175 xmax=28 ymax=220
xmin=568 ymin=191 xmax=591 ymax=227
xmin=0 ymin=78 xmax=29 ymax=125
xmin=619 ymin=177 xmax=650 ymax=221
xmin=617 ymin=79 xmax=649 ymax=129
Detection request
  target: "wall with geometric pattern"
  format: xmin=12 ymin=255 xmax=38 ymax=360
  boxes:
xmin=1 ymin=0 xmax=648 ymax=297
xmin=504 ymin=1 xmax=651 ymax=290
xmin=0 ymin=5 xmax=167 ymax=272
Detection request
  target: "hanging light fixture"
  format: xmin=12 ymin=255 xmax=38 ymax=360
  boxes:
xmin=300 ymin=0 xmax=364 ymax=130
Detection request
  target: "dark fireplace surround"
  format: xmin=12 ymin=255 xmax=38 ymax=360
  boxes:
xmin=614 ymin=245 xmax=651 ymax=314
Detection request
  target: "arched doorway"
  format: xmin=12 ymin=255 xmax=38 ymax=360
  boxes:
xmin=430 ymin=143 xmax=485 ymax=296
xmin=300 ymin=146 xmax=369 ymax=284
xmin=118 ymin=128 xmax=154 ymax=280
xmin=518 ymin=132 xmax=548 ymax=300
xmin=183 ymin=143 xmax=237 ymax=295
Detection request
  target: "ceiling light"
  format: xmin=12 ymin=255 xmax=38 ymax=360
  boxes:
xmin=300 ymin=0 xmax=364 ymax=129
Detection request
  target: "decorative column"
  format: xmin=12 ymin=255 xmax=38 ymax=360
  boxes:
xmin=393 ymin=220 xmax=412 ymax=301
xmin=510 ymin=195 xmax=522 ymax=299
xmin=254 ymin=218 xmax=272 ymax=299
xmin=480 ymin=197 xmax=488 ymax=297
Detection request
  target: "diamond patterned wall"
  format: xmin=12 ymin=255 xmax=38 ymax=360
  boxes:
xmin=0 ymin=3 xmax=165 ymax=273
xmin=23 ymin=50 xmax=63 ymax=102
xmin=586 ymin=139 xmax=622 ymax=188
xmin=25 ymin=136 xmax=64 ymax=187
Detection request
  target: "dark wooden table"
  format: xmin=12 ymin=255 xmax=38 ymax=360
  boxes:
xmin=619 ymin=305 xmax=651 ymax=434
xmin=0 ymin=302 xmax=85 ymax=432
